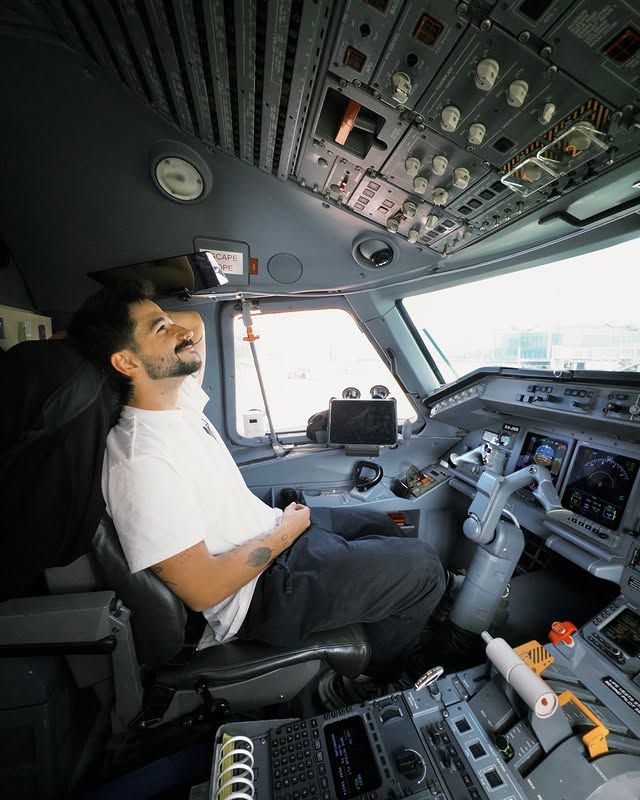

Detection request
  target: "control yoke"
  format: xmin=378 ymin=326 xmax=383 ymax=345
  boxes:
xmin=458 ymin=460 xmax=569 ymax=546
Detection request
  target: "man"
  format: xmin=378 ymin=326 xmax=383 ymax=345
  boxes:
xmin=68 ymin=281 xmax=445 ymax=678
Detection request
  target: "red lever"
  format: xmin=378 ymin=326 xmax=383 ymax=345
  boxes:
xmin=549 ymin=620 xmax=577 ymax=647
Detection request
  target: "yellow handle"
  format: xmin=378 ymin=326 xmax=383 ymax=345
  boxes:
xmin=558 ymin=690 xmax=609 ymax=759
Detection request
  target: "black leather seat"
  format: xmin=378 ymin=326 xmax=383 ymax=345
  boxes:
xmin=92 ymin=516 xmax=370 ymax=714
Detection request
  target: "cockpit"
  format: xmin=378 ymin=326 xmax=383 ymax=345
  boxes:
xmin=1 ymin=0 xmax=640 ymax=798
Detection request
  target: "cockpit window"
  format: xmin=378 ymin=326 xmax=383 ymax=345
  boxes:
xmin=403 ymin=237 xmax=640 ymax=381
xmin=233 ymin=308 xmax=416 ymax=434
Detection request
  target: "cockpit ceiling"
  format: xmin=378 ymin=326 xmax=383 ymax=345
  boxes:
xmin=2 ymin=0 xmax=640 ymax=297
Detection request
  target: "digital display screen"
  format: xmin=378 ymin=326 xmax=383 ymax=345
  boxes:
xmin=324 ymin=716 xmax=381 ymax=799
xmin=328 ymin=399 xmax=397 ymax=446
xmin=515 ymin=432 xmax=570 ymax=485
xmin=602 ymin=608 xmax=640 ymax=657
xmin=562 ymin=446 xmax=640 ymax=531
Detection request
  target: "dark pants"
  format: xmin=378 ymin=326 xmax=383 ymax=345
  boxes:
xmin=237 ymin=509 xmax=446 ymax=677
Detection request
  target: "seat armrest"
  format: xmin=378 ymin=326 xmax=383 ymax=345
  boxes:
xmin=0 ymin=591 xmax=116 ymax=645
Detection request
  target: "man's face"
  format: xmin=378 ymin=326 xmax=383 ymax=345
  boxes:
xmin=127 ymin=300 xmax=201 ymax=380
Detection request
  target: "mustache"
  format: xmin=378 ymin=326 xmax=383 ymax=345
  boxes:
xmin=175 ymin=338 xmax=195 ymax=354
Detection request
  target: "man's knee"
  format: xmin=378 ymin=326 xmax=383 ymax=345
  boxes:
xmin=405 ymin=539 xmax=446 ymax=598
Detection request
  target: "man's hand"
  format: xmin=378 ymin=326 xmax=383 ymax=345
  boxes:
xmin=282 ymin=502 xmax=311 ymax=537
xmin=169 ymin=310 xmax=206 ymax=386
xmin=149 ymin=502 xmax=311 ymax=612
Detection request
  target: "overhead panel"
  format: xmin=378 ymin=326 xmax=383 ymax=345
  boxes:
xmin=329 ymin=0 xmax=404 ymax=86
xmin=202 ymin=0 xmax=235 ymax=154
xmin=381 ymin=125 xmax=491 ymax=202
xmin=295 ymin=77 xmax=410 ymax=201
xmin=91 ymin=2 xmax=148 ymax=101
xmin=258 ymin=0 xmax=292 ymax=174
xmin=545 ymin=0 xmax=640 ymax=108
xmin=371 ymin=1 xmax=468 ymax=111
xmin=171 ymin=0 xmax=216 ymax=146
xmin=60 ymin=2 xmax=120 ymax=77
xmin=22 ymin=0 xmax=640 ymax=263
xmin=233 ymin=0 xmax=256 ymax=164
xmin=490 ymin=0 xmax=576 ymax=39
xmin=117 ymin=0 xmax=173 ymax=120
xmin=143 ymin=0 xmax=195 ymax=134
xmin=274 ymin=0 xmax=333 ymax=180
xmin=416 ymin=23 xmax=594 ymax=169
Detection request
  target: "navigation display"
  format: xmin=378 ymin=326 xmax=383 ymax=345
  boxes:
xmin=562 ymin=446 xmax=640 ymax=531
xmin=324 ymin=716 xmax=381 ymax=799
xmin=602 ymin=608 xmax=640 ymax=657
xmin=515 ymin=432 xmax=570 ymax=485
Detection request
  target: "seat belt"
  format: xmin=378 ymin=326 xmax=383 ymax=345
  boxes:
xmin=240 ymin=298 xmax=286 ymax=457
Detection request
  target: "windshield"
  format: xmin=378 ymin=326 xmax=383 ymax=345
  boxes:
xmin=404 ymin=237 xmax=640 ymax=382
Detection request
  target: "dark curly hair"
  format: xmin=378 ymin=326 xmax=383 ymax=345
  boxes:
xmin=67 ymin=279 xmax=155 ymax=400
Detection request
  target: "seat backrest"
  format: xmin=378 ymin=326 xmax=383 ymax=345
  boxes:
xmin=0 ymin=340 xmax=114 ymax=600
xmin=92 ymin=516 xmax=187 ymax=668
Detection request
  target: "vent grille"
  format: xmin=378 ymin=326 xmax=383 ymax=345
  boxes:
xmin=41 ymin=0 xmax=330 ymax=178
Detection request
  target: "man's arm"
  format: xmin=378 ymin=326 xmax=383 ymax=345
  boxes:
xmin=150 ymin=503 xmax=310 ymax=612
xmin=170 ymin=310 xmax=206 ymax=386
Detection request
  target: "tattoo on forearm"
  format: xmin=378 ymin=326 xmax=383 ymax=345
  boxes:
xmin=151 ymin=564 xmax=177 ymax=589
xmin=247 ymin=546 xmax=273 ymax=567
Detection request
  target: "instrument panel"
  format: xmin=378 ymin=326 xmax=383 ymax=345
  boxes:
xmin=425 ymin=370 xmax=640 ymax=590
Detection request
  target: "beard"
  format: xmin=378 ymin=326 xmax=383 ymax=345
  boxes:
xmin=139 ymin=346 xmax=201 ymax=380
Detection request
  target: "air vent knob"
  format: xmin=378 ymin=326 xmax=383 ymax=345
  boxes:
xmin=468 ymin=122 xmax=486 ymax=145
xmin=475 ymin=57 xmax=500 ymax=91
xmin=407 ymin=227 xmax=420 ymax=243
xmin=452 ymin=167 xmax=471 ymax=189
xmin=539 ymin=102 xmax=557 ymax=125
xmin=440 ymin=105 xmax=461 ymax=132
xmin=392 ymin=72 xmax=412 ymax=105
xmin=405 ymin=156 xmax=421 ymax=177
xmin=413 ymin=176 xmax=429 ymax=193
xmin=432 ymin=187 xmax=449 ymax=206
xmin=432 ymin=154 xmax=448 ymax=175
xmin=507 ymin=79 xmax=529 ymax=108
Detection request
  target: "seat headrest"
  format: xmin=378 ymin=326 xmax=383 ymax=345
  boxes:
xmin=92 ymin=515 xmax=187 ymax=668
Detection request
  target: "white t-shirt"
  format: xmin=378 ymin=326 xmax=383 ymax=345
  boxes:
xmin=102 ymin=376 xmax=282 ymax=641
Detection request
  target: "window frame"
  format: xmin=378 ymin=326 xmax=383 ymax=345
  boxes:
xmin=220 ymin=297 xmax=419 ymax=446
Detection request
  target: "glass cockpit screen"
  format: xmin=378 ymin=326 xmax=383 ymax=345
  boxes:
xmin=515 ymin=432 xmax=570 ymax=485
xmin=602 ymin=608 xmax=640 ymax=657
xmin=562 ymin=446 xmax=640 ymax=530
xmin=324 ymin=716 xmax=381 ymax=799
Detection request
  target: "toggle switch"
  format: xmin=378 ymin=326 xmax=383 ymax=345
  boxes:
xmin=413 ymin=175 xmax=429 ymax=193
xmin=539 ymin=102 xmax=556 ymax=125
xmin=507 ymin=79 xmax=529 ymax=108
xmin=475 ymin=57 xmax=500 ymax=91
xmin=432 ymin=187 xmax=449 ymax=206
xmin=452 ymin=167 xmax=470 ymax=189
xmin=392 ymin=71 xmax=412 ymax=105
xmin=405 ymin=156 xmax=421 ymax=177
xmin=468 ymin=122 xmax=486 ymax=145
xmin=440 ymin=105 xmax=461 ymax=132
xmin=432 ymin=154 xmax=448 ymax=175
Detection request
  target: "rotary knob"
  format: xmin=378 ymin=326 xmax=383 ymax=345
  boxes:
xmin=440 ymin=105 xmax=461 ymax=132
xmin=432 ymin=187 xmax=449 ymax=206
xmin=432 ymin=154 xmax=448 ymax=175
xmin=495 ymin=735 xmax=514 ymax=762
